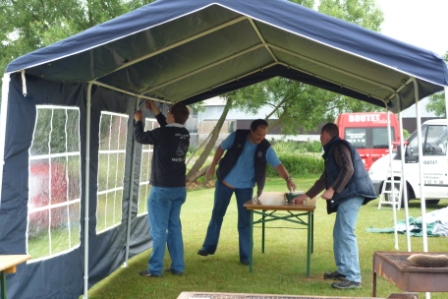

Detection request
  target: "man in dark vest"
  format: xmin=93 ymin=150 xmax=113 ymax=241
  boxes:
xmin=292 ymin=123 xmax=376 ymax=289
xmin=198 ymin=119 xmax=296 ymax=265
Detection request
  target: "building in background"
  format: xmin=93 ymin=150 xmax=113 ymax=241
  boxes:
xmin=191 ymin=96 xmax=320 ymax=148
xmin=187 ymin=96 xmax=442 ymax=148
xmin=399 ymin=97 xmax=441 ymax=134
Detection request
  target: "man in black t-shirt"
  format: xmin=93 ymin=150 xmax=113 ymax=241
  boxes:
xmin=134 ymin=100 xmax=190 ymax=277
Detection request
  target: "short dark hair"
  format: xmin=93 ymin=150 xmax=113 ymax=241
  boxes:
xmin=250 ymin=119 xmax=268 ymax=131
xmin=321 ymin=123 xmax=339 ymax=137
xmin=170 ymin=103 xmax=190 ymax=124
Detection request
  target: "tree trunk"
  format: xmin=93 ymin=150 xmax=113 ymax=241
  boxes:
xmin=264 ymin=97 xmax=289 ymax=132
xmin=186 ymin=96 xmax=234 ymax=183
xmin=186 ymin=164 xmax=210 ymax=185
xmin=186 ymin=132 xmax=211 ymax=165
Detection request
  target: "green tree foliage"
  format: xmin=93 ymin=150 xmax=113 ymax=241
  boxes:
xmin=426 ymin=52 xmax=448 ymax=118
xmin=0 ymin=0 xmax=155 ymax=76
xmin=319 ymin=0 xmax=384 ymax=31
xmin=427 ymin=92 xmax=447 ymax=118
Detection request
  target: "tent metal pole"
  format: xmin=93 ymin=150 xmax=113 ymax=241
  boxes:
xmin=396 ymin=96 xmax=412 ymax=252
xmin=385 ymin=109 xmax=398 ymax=249
xmin=93 ymin=16 xmax=248 ymax=81
xmin=0 ymin=74 xmax=11 ymax=210
xmin=412 ymin=79 xmax=428 ymax=253
xmin=83 ymin=83 xmax=93 ymax=299
xmin=90 ymin=80 xmax=168 ymax=103
xmin=124 ymin=97 xmax=140 ymax=267
xmin=269 ymin=44 xmax=396 ymax=93
xmin=142 ymin=44 xmax=266 ymax=95
xmin=412 ymin=80 xmax=431 ymax=299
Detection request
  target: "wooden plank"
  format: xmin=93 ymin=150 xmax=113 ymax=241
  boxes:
xmin=0 ymin=255 xmax=31 ymax=273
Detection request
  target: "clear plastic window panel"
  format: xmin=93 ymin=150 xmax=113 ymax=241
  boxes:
xmin=28 ymin=106 xmax=81 ymax=261
xmin=96 ymin=112 xmax=128 ymax=233
xmin=137 ymin=119 xmax=158 ymax=216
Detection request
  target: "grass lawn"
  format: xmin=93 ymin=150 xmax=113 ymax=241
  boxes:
xmin=87 ymin=175 xmax=448 ymax=299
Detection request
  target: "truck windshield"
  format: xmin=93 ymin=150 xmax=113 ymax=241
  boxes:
xmin=398 ymin=125 xmax=448 ymax=161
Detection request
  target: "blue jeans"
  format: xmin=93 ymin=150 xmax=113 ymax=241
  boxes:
xmin=201 ymin=180 xmax=253 ymax=262
xmin=333 ymin=196 xmax=364 ymax=282
xmin=147 ymin=186 xmax=186 ymax=275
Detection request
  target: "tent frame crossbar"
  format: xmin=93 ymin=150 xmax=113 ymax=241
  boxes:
xmin=248 ymin=19 xmax=280 ymax=64
xmin=91 ymin=80 xmax=169 ymax=103
xmin=93 ymin=16 xmax=248 ymax=82
xmin=268 ymin=44 xmax=396 ymax=94
xmin=87 ymin=12 xmax=401 ymax=106
xmin=141 ymin=43 xmax=265 ymax=95
xmin=138 ymin=14 xmax=398 ymax=104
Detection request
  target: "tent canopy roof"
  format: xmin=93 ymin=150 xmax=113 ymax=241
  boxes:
xmin=6 ymin=0 xmax=448 ymax=112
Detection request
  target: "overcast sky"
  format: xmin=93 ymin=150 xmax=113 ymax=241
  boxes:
xmin=375 ymin=0 xmax=448 ymax=56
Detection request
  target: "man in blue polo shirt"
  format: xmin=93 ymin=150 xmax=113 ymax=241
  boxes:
xmin=198 ymin=119 xmax=296 ymax=265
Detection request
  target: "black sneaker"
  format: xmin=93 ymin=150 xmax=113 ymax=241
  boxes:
xmin=323 ymin=271 xmax=346 ymax=280
xmin=139 ymin=270 xmax=160 ymax=277
xmin=331 ymin=279 xmax=361 ymax=289
xmin=197 ymin=249 xmax=212 ymax=256
xmin=240 ymin=260 xmax=250 ymax=266
xmin=165 ymin=269 xmax=183 ymax=275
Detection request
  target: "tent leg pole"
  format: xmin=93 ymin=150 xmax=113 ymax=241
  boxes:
xmin=412 ymin=79 xmax=428 ymax=252
xmin=124 ymin=97 xmax=141 ymax=267
xmin=83 ymin=83 xmax=93 ymax=299
xmin=385 ymin=107 xmax=398 ymax=249
xmin=396 ymin=96 xmax=411 ymax=252
xmin=0 ymin=74 xmax=11 ymax=209
xmin=412 ymin=79 xmax=430 ymax=299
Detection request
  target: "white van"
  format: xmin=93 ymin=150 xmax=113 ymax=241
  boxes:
xmin=368 ymin=119 xmax=448 ymax=206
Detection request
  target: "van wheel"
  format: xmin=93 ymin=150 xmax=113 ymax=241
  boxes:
xmin=426 ymin=199 xmax=440 ymax=205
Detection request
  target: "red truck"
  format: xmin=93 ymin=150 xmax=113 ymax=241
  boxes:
xmin=335 ymin=112 xmax=400 ymax=171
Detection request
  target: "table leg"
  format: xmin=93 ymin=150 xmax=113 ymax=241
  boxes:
xmin=1 ymin=271 xmax=6 ymax=299
xmin=306 ymin=212 xmax=311 ymax=277
xmin=261 ymin=210 xmax=265 ymax=253
xmin=372 ymin=271 xmax=377 ymax=297
xmin=249 ymin=210 xmax=253 ymax=273
xmin=311 ymin=212 xmax=314 ymax=253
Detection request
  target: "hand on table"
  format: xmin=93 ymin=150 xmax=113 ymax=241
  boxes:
xmin=291 ymin=194 xmax=307 ymax=204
